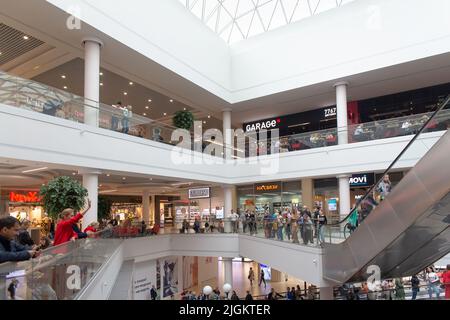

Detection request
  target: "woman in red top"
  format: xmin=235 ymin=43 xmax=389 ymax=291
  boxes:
xmin=83 ymin=221 xmax=99 ymax=237
xmin=53 ymin=200 xmax=91 ymax=246
xmin=442 ymin=264 xmax=450 ymax=300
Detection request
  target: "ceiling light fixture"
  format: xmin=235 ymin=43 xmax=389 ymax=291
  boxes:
xmin=145 ymin=106 xmax=149 ymax=109
xmin=207 ymin=115 xmax=211 ymax=118
xmin=100 ymin=82 xmax=103 ymax=86
xmin=203 ymin=121 xmax=206 ymax=124
xmin=22 ymin=167 xmax=48 ymax=173
xmin=129 ymin=82 xmax=133 ymax=85
xmin=163 ymin=112 xmax=167 ymax=116
xmin=123 ymin=92 xmax=127 ymax=95
xmin=106 ymin=174 xmax=110 ymax=177
xmin=23 ymin=35 xmax=29 ymax=40
xmin=169 ymin=99 xmax=173 ymax=103
xmin=63 ymin=86 xmax=68 ymax=89
xmin=183 ymin=107 xmax=186 ymax=111
xmin=122 ymin=177 xmax=126 ymax=180
xmin=143 ymin=113 xmax=147 ymax=116
xmin=72 ymin=172 xmax=76 ymax=175
xmin=61 ymin=75 xmax=66 ymax=79
xmin=100 ymin=72 xmax=103 ymax=76
xmin=148 ymin=99 xmax=152 ymax=102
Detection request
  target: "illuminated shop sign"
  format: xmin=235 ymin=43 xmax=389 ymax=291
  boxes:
xmin=244 ymin=118 xmax=281 ymax=133
xmin=323 ymin=107 xmax=337 ymax=118
xmin=255 ymin=182 xmax=281 ymax=193
xmin=9 ymin=191 xmax=42 ymax=203
xmin=349 ymin=173 xmax=375 ymax=187
xmin=188 ymin=187 xmax=210 ymax=199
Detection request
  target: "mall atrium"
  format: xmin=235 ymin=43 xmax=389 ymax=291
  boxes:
xmin=0 ymin=0 xmax=449 ymax=302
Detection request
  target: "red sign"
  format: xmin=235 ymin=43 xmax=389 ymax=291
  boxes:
xmin=9 ymin=192 xmax=42 ymax=203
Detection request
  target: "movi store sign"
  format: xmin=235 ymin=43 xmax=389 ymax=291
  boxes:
xmin=349 ymin=173 xmax=375 ymax=187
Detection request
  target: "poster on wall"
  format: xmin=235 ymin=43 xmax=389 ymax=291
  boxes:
xmin=133 ymin=261 xmax=156 ymax=300
xmin=182 ymin=256 xmax=198 ymax=290
xmin=259 ymin=264 xmax=272 ymax=281
xmin=162 ymin=257 xmax=178 ymax=298
xmin=215 ymin=207 xmax=224 ymax=219
xmin=156 ymin=259 xmax=161 ymax=290
xmin=328 ymin=198 xmax=337 ymax=211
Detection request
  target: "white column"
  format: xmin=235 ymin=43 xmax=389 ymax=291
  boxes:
xmin=337 ymin=174 xmax=351 ymax=219
xmin=79 ymin=170 xmax=101 ymax=228
xmin=334 ymin=81 xmax=349 ymax=145
xmin=222 ymin=108 xmax=232 ymax=160
xmin=223 ymin=185 xmax=233 ymax=233
xmin=82 ymin=38 xmax=103 ymax=127
xmin=320 ymin=287 xmax=334 ymax=300
xmin=150 ymin=195 xmax=156 ymax=225
xmin=222 ymin=257 xmax=233 ymax=288
xmin=142 ymin=190 xmax=150 ymax=224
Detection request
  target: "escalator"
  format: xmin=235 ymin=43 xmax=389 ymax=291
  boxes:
xmin=323 ymin=96 xmax=450 ymax=284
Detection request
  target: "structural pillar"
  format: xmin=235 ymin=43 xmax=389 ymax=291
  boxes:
xmin=222 ymin=257 xmax=233 ymax=287
xmin=223 ymin=185 xmax=233 ymax=233
xmin=301 ymin=178 xmax=314 ymax=209
xmin=142 ymin=190 xmax=150 ymax=224
xmin=82 ymin=38 xmax=103 ymax=127
xmin=79 ymin=170 xmax=101 ymax=228
xmin=150 ymin=194 xmax=156 ymax=225
xmin=337 ymin=174 xmax=351 ymax=219
xmin=0 ymin=188 xmax=9 ymax=217
xmin=319 ymin=287 xmax=334 ymax=300
xmin=222 ymin=108 xmax=232 ymax=160
xmin=334 ymin=81 xmax=349 ymax=145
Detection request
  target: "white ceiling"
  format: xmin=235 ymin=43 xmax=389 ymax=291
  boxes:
xmin=1 ymin=0 xmax=450 ymax=128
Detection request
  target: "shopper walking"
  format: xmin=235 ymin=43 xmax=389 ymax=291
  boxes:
xmin=285 ymin=211 xmax=292 ymax=240
xmin=248 ymin=267 xmax=255 ymax=287
xmin=317 ymin=210 xmax=327 ymax=244
xmin=53 ymin=199 xmax=91 ymax=246
xmin=377 ymin=174 xmax=392 ymax=201
xmin=121 ymin=105 xmax=133 ymax=134
xmin=259 ymin=269 xmax=267 ymax=288
xmin=411 ymin=274 xmax=420 ymax=300
xmin=394 ymin=278 xmax=405 ymax=300
xmin=426 ymin=267 xmax=441 ymax=299
xmin=245 ymin=290 xmax=253 ymax=300
xmin=302 ymin=215 xmax=314 ymax=245
xmin=442 ymin=264 xmax=450 ymax=300
xmin=7 ymin=279 xmax=19 ymax=300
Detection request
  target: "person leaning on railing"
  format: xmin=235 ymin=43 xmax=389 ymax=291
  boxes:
xmin=0 ymin=216 xmax=38 ymax=263
xmin=53 ymin=199 xmax=91 ymax=246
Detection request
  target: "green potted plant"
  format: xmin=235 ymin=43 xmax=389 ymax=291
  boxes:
xmin=172 ymin=110 xmax=194 ymax=130
xmin=40 ymin=176 xmax=88 ymax=219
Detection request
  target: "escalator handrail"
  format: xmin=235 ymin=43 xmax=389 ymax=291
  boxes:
xmin=326 ymin=94 xmax=450 ymax=227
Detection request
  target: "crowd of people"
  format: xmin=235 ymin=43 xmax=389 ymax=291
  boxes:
xmin=339 ymin=265 xmax=450 ymax=300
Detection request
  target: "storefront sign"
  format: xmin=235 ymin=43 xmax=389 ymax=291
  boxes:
xmin=188 ymin=187 xmax=210 ymax=199
xmin=9 ymin=192 xmax=41 ymax=203
xmin=349 ymin=173 xmax=375 ymax=188
xmin=323 ymin=107 xmax=337 ymax=118
xmin=255 ymin=182 xmax=281 ymax=193
xmin=244 ymin=118 xmax=281 ymax=133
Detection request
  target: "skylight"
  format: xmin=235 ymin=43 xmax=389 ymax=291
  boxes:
xmin=179 ymin=0 xmax=356 ymax=44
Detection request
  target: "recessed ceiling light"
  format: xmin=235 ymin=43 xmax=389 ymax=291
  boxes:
xmin=23 ymin=35 xmax=29 ymax=40
xmin=145 ymin=106 xmax=149 ymax=109
xmin=72 ymin=172 xmax=76 ymax=175
xmin=163 ymin=112 xmax=167 ymax=116
xmin=207 ymin=115 xmax=211 ymax=118
xmin=100 ymin=82 xmax=103 ymax=86
xmin=203 ymin=121 xmax=206 ymax=124
xmin=106 ymin=174 xmax=110 ymax=177
xmin=99 ymin=184 xmax=103 ymax=187
xmin=99 ymin=72 xmax=103 ymax=76
xmin=61 ymin=75 xmax=66 ymax=79
xmin=143 ymin=113 xmax=147 ymax=116
xmin=169 ymin=99 xmax=173 ymax=103
xmin=183 ymin=107 xmax=186 ymax=111
xmin=129 ymin=82 xmax=133 ymax=86
xmin=122 ymin=177 xmax=126 ymax=180
xmin=0 ymin=52 xmax=2 ymax=55
xmin=63 ymin=86 xmax=68 ymax=89
xmin=123 ymin=92 xmax=127 ymax=95
xmin=148 ymin=99 xmax=152 ymax=102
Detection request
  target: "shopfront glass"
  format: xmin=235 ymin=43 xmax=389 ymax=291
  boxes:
xmin=313 ymin=178 xmax=339 ymax=223
xmin=237 ymin=181 xmax=302 ymax=216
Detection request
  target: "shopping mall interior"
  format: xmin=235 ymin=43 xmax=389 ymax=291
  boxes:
xmin=0 ymin=0 xmax=449 ymax=302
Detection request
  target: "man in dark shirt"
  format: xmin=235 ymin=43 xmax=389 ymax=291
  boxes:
xmin=0 ymin=217 xmax=37 ymax=263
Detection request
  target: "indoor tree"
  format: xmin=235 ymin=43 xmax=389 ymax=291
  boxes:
xmin=40 ymin=176 xmax=88 ymax=219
